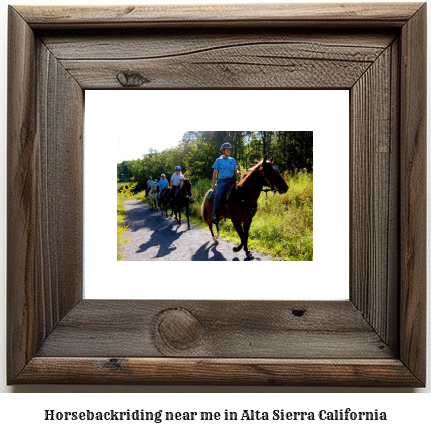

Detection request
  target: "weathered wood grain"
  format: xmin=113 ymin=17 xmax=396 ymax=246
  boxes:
xmin=16 ymin=358 xmax=423 ymax=386
xmin=59 ymin=57 xmax=371 ymax=89
xmin=7 ymin=6 xmax=38 ymax=382
xmin=36 ymin=300 xmax=394 ymax=359
xmin=35 ymin=40 xmax=84 ymax=336
xmin=16 ymin=3 xmax=423 ymax=29
xmin=40 ymin=31 xmax=395 ymax=60
xmin=7 ymin=6 xmax=83 ymax=383
xmin=350 ymin=45 xmax=398 ymax=346
xmin=399 ymin=3 xmax=427 ymax=385
xmin=39 ymin=30 xmax=395 ymax=89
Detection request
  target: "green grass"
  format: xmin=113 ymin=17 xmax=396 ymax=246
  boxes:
xmin=134 ymin=190 xmax=147 ymax=204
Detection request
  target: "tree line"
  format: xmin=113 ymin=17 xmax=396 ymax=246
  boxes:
xmin=117 ymin=131 xmax=312 ymax=191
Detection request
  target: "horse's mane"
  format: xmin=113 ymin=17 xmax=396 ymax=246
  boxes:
xmin=237 ymin=160 xmax=262 ymax=188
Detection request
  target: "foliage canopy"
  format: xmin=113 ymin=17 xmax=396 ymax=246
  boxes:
xmin=117 ymin=131 xmax=312 ymax=190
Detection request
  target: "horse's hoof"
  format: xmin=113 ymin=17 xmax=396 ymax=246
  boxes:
xmin=233 ymin=246 xmax=241 ymax=253
xmin=215 ymin=232 xmax=219 ymax=240
xmin=213 ymin=238 xmax=219 ymax=245
xmin=246 ymin=252 xmax=254 ymax=259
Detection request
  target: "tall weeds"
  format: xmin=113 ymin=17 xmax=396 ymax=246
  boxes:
xmin=117 ymin=182 xmax=137 ymax=260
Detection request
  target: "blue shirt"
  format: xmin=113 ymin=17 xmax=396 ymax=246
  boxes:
xmin=213 ymin=156 xmax=237 ymax=180
xmin=158 ymin=179 xmax=169 ymax=190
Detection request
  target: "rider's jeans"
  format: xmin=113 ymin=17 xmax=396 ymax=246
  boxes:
xmin=212 ymin=178 xmax=230 ymax=217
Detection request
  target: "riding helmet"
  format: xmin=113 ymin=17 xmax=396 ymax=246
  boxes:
xmin=175 ymin=166 xmax=181 ymax=171
xmin=220 ymin=142 xmax=233 ymax=151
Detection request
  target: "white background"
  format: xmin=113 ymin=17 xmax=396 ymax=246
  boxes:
xmin=85 ymin=90 xmax=349 ymax=300
xmin=0 ymin=0 xmax=429 ymax=423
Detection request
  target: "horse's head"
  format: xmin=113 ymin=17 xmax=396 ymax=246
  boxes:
xmin=183 ymin=179 xmax=192 ymax=196
xmin=259 ymin=156 xmax=289 ymax=194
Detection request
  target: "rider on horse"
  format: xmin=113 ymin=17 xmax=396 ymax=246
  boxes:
xmin=145 ymin=176 xmax=153 ymax=197
xmin=158 ymin=174 xmax=169 ymax=198
xmin=211 ymin=142 xmax=241 ymax=224
xmin=168 ymin=166 xmax=184 ymax=205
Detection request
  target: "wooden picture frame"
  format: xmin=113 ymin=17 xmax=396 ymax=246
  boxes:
xmin=7 ymin=3 xmax=426 ymax=386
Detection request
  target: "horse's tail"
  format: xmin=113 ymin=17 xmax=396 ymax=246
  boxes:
xmin=201 ymin=197 xmax=209 ymax=226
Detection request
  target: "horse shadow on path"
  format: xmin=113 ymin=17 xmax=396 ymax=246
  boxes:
xmin=124 ymin=201 xmax=186 ymax=260
xmin=123 ymin=200 xmax=266 ymax=261
xmin=136 ymin=223 xmax=184 ymax=258
xmin=191 ymin=242 xmax=229 ymax=261
xmin=191 ymin=241 xmax=261 ymax=261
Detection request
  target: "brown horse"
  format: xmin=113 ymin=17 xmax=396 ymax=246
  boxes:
xmin=201 ymin=156 xmax=288 ymax=258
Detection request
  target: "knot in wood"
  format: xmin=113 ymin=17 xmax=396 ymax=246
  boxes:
xmin=154 ymin=308 xmax=203 ymax=351
xmin=292 ymin=308 xmax=306 ymax=317
xmin=116 ymin=71 xmax=150 ymax=87
xmin=108 ymin=358 xmax=123 ymax=369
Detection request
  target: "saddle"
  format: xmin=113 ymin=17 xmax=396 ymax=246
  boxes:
xmin=159 ymin=188 xmax=167 ymax=200
xmin=221 ymin=180 xmax=239 ymax=215
xmin=206 ymin=189 xmax=215 ymax=200
xmin=207 ymin=179 xmax=236 ymax=202
xmin=225 ymin=179 xmax=236 ymax=200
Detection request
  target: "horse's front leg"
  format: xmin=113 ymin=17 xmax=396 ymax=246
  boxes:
xmin=177 ymin=207 xmax=182 ymax=226
xmin=209 ymin=221 xmax=219 ymax=244
xmin=243 ymin=221 xmax=253 ymax=259
xmin=186 ymin=203 xmax=190 ymax=229
xmin=231 ymin=219 xmax=244 ymax=253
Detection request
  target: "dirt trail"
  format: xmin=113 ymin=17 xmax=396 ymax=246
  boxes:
xmin=120 ymin=200 xmax=272 ymax=261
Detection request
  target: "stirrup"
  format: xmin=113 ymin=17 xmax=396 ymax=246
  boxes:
xmin=211 ymin=215 xmax=219 ymax=224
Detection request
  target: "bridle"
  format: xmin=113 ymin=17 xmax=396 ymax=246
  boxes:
xmin=261 ymin=164 xmax=279 ymax=196
xmin=179 ymin=181 xmax=193 ymax=200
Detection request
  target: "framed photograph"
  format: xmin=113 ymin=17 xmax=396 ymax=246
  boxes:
xmin=7 ymin=3 xmax=426 ymax=386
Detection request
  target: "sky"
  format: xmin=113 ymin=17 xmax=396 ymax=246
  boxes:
xmin=116 ymin=130 xmax=185 ymax=163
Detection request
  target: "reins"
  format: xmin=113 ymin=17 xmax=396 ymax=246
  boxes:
xmin=233 ymin=164 xmax=276 ymax=209
xmin=261 ymin=171 xmax=277 ymax=197
xmin=179 ymin=181 xmax=193 ymax=201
